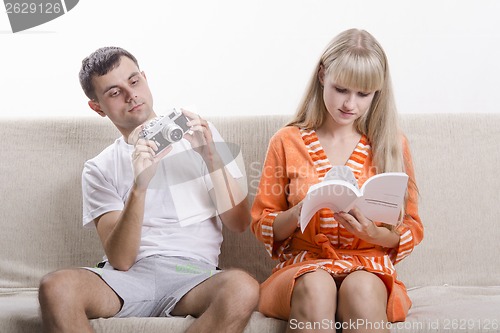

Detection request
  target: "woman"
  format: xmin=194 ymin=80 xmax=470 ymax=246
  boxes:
xmin=251 ymin=29 xmax=423 ymax=333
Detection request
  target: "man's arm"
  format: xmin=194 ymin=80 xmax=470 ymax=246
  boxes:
xmin=94 ymin=184 xmax=147 ymax=271
xmin=182 ymin=109 xmax=250 ymax=233
xmin=206 ymin=155 xmax=250 ymax=233
xmin=93 ymin=128 xmax=172 ymax=271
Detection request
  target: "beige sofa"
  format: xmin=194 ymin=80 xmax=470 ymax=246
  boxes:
xmin=1 ymin=113 xmax=499 ymax=333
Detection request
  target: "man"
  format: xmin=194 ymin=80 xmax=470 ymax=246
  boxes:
xmin=38 ymin=46 xmax=259 ymax=333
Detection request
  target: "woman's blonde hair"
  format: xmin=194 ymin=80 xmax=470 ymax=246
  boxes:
xmin=288 ymin=28 xmax=403 ymax=173
xmin=288 ymin=29 xmax=417 ymax=226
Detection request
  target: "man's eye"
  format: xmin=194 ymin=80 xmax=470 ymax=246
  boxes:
xmin=109 ymin=89 xmax=120 ymax=97
xmin=130 ymin=75 xmax=140 ymax=86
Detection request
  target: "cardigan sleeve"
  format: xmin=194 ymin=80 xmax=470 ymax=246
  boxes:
xmin=251 ymin=132 xmax=293 ymax=259
xmin=389 ymin=136 xmax=424 ymax=264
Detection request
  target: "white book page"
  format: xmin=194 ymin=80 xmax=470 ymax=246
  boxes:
xmin=323 ymin=166 xmax=358 ymax=188
xmin=356 ymin=172 xmax=408 ymax=225
xmin=299 ymin=180 xmax=360 ymax=232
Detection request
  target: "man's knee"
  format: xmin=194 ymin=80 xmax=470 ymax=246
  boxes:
xmin=216 ymin=270 xmax=259 ymax=312
xmin=39 ymin=268 xmax=121 ymax=320
xmin=39 ymin=270 xmax=76 ymax=307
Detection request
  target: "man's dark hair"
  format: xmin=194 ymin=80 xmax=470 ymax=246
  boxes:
xmin=79 ymin=46 xmax=139 ymax=101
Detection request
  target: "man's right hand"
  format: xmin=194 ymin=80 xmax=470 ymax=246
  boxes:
xmin=128 ymin=125 xmax=172 ymax=191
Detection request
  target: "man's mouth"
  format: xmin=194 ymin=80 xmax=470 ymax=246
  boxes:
xmin=128 ymin=103 xmax=144 ymax=112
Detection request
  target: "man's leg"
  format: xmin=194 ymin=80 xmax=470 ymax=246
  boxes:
xmin=38 ymin=268 xmax=122 ymax=333
xmin=171 ymin=269 xmax=259 ymax=333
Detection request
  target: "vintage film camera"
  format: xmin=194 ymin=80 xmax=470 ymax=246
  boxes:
xmin=139 ymin=108 xmax=191 ymax=154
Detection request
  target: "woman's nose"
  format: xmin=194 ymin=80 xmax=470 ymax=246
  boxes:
xmin=343 ymin=94 xmax=356 ymax=110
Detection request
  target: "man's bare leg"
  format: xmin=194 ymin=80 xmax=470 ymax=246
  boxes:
xmin=39 ymin=269 xmax=122 ymax=333
xmin=171 ymin=269 xmax=260 ymax=333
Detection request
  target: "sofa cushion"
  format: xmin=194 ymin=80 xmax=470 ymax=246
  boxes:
xmin=0 ymin=290 xmax=40 ymax=332
xmin=399 ymin=286 xmax=500 ymax=332
xmin=3 ymin=287 xmax=499 ymax=333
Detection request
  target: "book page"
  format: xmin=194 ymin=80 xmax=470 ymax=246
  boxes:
xmin=357 ymin=172 xmax=408 ymax=225
xmin=323 ymin=165 xmax=358 ymax=188
xmin=299 ymin=180 xmax=360 ymax=232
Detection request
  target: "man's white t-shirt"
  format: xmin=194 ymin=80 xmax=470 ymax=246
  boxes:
xmin=82 ymin=123 xmax=243 ymax=267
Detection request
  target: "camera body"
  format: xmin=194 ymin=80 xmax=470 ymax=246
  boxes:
xmin=139 ymin=108 xmax=190 ymax=154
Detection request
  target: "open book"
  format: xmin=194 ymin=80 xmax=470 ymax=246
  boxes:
xmin=299 ymin=166 xmax=408 ymax=232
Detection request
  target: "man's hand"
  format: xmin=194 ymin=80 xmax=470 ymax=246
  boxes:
xmin=181 ymin=109 xmax=218 ymax=168
xmin=181 ymin=109 xmax=251 ymax=233
xmin=128 ymin=125 xmax=172 ymax=191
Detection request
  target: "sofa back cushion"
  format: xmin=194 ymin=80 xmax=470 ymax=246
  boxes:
xmin=0 ymin=114 xmax=498 ymax=290
xmin=0 ymin=118 xmax=116 ymax=289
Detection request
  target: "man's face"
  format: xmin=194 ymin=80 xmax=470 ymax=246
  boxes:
xmin=89 ymin=56 xmax=155 ymax=138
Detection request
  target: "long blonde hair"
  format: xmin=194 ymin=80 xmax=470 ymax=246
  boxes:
xmin=288 ymin=28 xmax=403 ymax=173
xmin=288 ymin=29 xmax=416 ymax=225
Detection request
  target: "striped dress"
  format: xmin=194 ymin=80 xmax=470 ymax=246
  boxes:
xmin=251 ymin=126 xmax=423 ymax=322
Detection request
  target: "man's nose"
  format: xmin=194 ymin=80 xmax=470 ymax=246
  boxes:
xmin=125 ymin=89 xmax=137 ymax=102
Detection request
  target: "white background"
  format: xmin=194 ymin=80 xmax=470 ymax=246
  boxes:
xmin=1 ymin=0 xmax=499 ymax=118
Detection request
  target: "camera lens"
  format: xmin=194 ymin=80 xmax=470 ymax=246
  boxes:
xmin=162 ymin=124 xmax=184 ymax=143
xmin=169 ymin=128 xmax=183 ymax=142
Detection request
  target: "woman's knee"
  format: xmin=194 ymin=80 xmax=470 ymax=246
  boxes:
xmin=339 ymin=270 xmax=387 ymax=302
xmin=291 ymin=269 xmax=337 ymax=316
xmin=337 ymin=270 xmax=388 ymax=320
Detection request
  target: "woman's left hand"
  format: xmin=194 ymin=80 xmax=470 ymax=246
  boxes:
xmin=334 ymin=207 xmax=381 ymax=242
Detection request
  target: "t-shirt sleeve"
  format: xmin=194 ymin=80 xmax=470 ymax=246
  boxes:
xmin=82 ymin=160 xmax=124 ymax=228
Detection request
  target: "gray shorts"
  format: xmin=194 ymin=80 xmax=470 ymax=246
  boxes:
xmin=84 ymin=255 xmax=220 ymax=317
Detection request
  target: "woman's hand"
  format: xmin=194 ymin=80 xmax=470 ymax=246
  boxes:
xmin=334 ymin=207 xmax=378 ymax=240
xmin=334 ymin=207 xmax=400 ymax=248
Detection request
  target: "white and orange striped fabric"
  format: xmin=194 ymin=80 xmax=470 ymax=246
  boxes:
xmin=251 ymin=126 xmax=423 ymax=322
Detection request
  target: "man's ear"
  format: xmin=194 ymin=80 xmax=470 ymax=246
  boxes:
xmin=88 ymin=100 xmax=106 ymax=118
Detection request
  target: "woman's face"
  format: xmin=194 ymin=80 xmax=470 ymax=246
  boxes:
xmin=320 ymin=73 xmax=376 ymax=127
